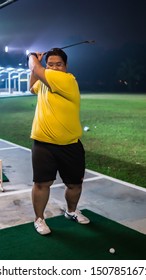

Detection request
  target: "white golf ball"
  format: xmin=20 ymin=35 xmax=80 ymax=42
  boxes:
xmin=84 ymin=126 xmax=89 ymax=131
xmin=109 ymin=248 xmax=115 ymax=254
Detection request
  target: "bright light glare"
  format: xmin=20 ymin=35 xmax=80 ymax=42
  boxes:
xmin=5 ymin=46 xmax=9 ymax=52
xmin=6 ymin=67 xmax=14 ymax=71
xmin=26 ymin=50 xmax=29 ymax=55
xmin=17 ymin=68 xmax=24 ymax=72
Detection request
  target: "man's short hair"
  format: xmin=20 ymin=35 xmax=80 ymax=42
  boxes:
xmin=45 ymin=48 xmax=68 ymax=65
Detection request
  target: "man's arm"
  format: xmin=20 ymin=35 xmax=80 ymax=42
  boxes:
xmin=28 ymin=53 xmax=50 ymax=90
xmin=29 ymin=71 xmax=38 ymax=93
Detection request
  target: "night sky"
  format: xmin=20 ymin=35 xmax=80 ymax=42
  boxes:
xmin=0 ymin=0 xmax=146 ymax=91
xmin=1 ymin=0 xmax=146 ymax=51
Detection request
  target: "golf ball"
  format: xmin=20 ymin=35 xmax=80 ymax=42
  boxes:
xmin=109 ymin=248 xmax=115 ymax=254
xmin=84 ymin=126 xmax=89 ymax=131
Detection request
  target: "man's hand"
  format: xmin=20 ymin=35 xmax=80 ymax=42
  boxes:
xmin=27 ymin=52 xmax=44 ymax=65
xmin=35 ymin=52 xmax=45 ymax=63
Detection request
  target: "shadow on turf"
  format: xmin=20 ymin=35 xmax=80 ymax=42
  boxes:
xmin=85 ymin=151 xmax=146 ymax=188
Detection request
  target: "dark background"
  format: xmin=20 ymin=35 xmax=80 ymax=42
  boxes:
xmin=0 ymin=0 xmax=146 ymax=92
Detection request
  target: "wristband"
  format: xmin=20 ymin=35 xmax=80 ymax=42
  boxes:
xmin=27 ymin=52 xmax=38 ymax=59
xmin=27 ymin=52 xmax=38 ymax=66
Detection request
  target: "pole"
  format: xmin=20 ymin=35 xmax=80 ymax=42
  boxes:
xmin=8 ymin=72 xmax=11 ymax=94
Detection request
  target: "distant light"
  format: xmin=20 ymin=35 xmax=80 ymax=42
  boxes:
xmin=20 ymin=78 xmax=27 ymax=81
xmin=6 ymin=67 xmax=14 ymax=71
xmin=17 ymin=68 xmax=24 ymax=72
xmin=5 ymin=46 xmax=9 ymax=52
xmin=26 ymin=50 xmax=29 ymax=55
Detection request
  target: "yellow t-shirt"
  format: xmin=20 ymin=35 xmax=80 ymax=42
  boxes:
xmin=31 ymin=69 xmax=82 ymax=145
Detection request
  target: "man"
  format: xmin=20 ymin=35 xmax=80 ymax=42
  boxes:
xmin=28 ymin=48 xmax=90 ymax=235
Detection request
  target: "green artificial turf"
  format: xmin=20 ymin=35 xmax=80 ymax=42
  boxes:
xmin=2 ymin=173 xmax=9 ymax=182
xmin=0 ymin=209 xmax=145 ymax=260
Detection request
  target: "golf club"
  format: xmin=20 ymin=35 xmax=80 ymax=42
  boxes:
xmin=61 ymin=40 xmax=95 ymax=49
xmin=0 ymin=0 xmax=18 ymax=9
xmin=43 ymin=40 xmax=95 ymax=55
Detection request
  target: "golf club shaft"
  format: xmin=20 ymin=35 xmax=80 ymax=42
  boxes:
xmin=0 ymin=0 xmax=18 ymax=9
xmin=43 ymin=40 xmax=95 ymax=55
xmin=61 ymin=40 xmax=95 ymax=49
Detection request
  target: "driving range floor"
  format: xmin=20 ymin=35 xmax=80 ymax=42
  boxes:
xmin=0 ymin=138 xmax=146 ymax=234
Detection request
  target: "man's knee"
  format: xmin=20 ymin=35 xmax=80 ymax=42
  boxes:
xmin=66 ymin=183 xmax=82 ymax=190
xmin=34 ymin=181 xmax=54 ymax=189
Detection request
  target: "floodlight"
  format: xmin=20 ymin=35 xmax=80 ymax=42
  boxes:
xmin=25 ymin=50 xmax=29 ymax=55
xmin=5 ymin=46 xmax=8 ymax=52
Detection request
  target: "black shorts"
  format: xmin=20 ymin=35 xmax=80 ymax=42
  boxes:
xmin=32 ymin=140 xmax=85 ymax=184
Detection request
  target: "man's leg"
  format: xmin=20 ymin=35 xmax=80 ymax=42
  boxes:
xmin=32 ymin=181 xmax=53 ymax=220
xmin=65 ymin=183 xmax=82 ymax=212
xmin=64 ymin=183 xmax=90 ymax=224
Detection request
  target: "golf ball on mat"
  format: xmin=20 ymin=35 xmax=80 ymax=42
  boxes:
xmin=109 ymin=248 xmax=115 ymax=254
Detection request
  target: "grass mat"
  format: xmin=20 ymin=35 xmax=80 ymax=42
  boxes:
xmin=0 ymin=209 xmax=146 ymax=260
xmin=2 ymin=173 xmax=9 ymax=182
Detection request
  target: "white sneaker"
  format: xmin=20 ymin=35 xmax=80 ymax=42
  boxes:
xmin=34 ymin=218 xmax=51 ymax=235
xmin=65 ymin=210 xmax=90 ymax=224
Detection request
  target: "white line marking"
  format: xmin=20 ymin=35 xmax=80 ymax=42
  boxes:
xmin=86 ymin=168 xmax=146 ymax=193
xmin=84 ymin=176 xmax=102 ymax=182
xmin=0 ymin=184 xmax=66 ymax=197
xmin=0 ymin=139 xmax=31 ymax=152
xmin=0 ymin=138 xmax=145 ymax=193
xmin=0 ymin=147 xmax=20 ymax=151
xmin=0 ymin=177 xmax=100 ymax=197
xmin=0 ymin=188 xmax=31 ymax=196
